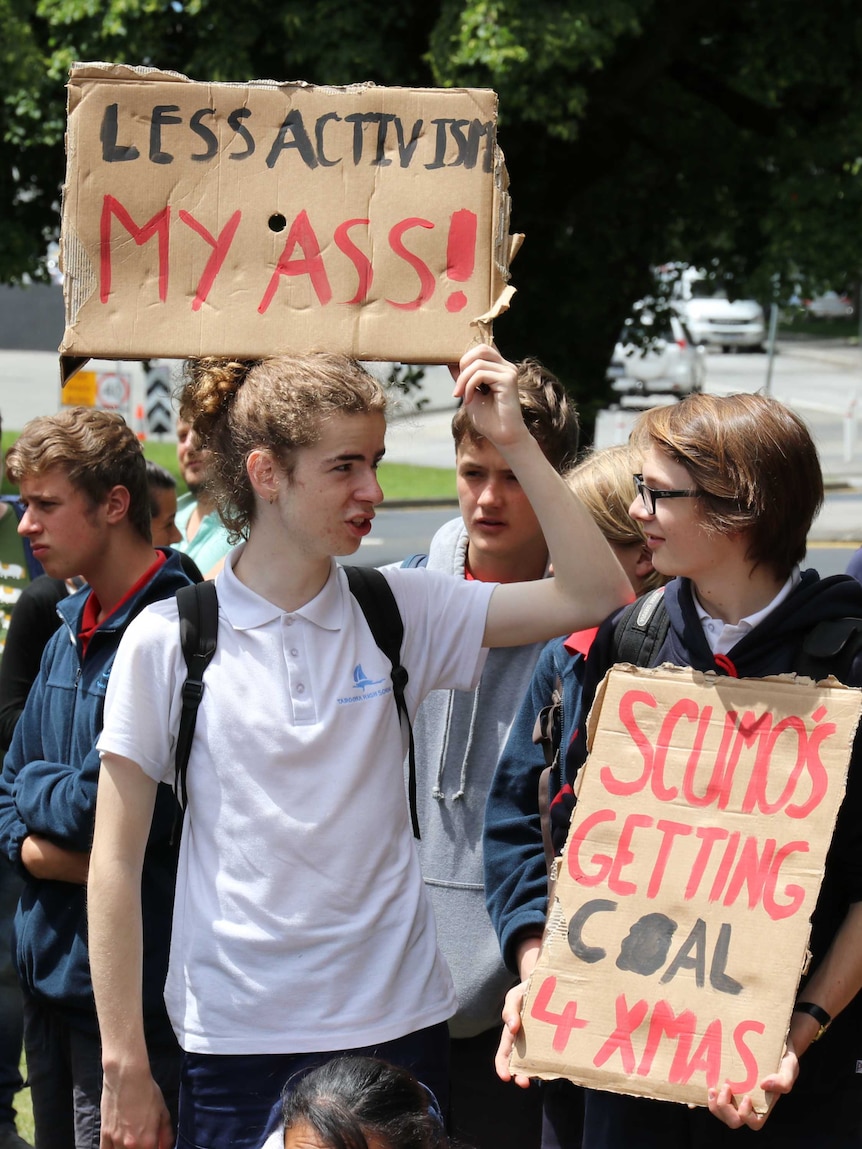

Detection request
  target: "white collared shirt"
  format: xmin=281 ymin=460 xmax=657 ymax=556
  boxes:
xmin=99 ymin=547 xmax=493 ymax=1054
xmin=694 ymin=566 xmax=802 ymax=655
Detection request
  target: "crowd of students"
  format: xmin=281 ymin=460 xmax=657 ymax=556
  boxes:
xmin=0 ymin=345 xmax=860 ymax=1149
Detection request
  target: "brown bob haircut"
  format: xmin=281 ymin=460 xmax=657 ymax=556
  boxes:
xmin=450 ymin=357 xmax=579 ymax=471
xmin=630 ymin=392 xmax=823 ymax=580
xmin=5 ymin=407 xmax=151 ymax=543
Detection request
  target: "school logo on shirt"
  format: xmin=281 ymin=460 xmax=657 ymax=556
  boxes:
xmin=336 ymin=664 xmax=391 ymax=706
xmin=353 ymin=663 xmax=385 ymax=691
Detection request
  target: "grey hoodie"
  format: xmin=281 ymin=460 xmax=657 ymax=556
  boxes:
xmin=412 ymin=516 xmax=546 ymax=1038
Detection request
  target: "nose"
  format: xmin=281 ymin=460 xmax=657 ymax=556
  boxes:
xmin=168 ymin=523 xmax=183 ymax=545
xmin=359 ymin=468 xmax=384 ymax=507
xmin=629 ymin=494 xmax=650 ymax=521
xmin=477 ymin=478 xmax=503 ymax=508
xmin=17 ymin=506 xmax=38 ymax=536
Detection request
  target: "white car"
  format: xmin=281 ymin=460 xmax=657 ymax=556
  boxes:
xmin=805 ymin=291 xmax=854 ymax=318
xmin=676 ymin=283 xmax=766 ymax=351
xmin=607 ymin=311 xmax=706 ymax=396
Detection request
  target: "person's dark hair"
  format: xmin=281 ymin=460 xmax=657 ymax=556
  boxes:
xmin=179 ymin=355 xmax=387 ymax=542
xmin=145 ymin=459 xmax=177 ymax=519
xmin=5 ymin=407 xmax=151 ymax=543
xmin=630 ymin=392 xmax=823 ymax=579
xmin=281 ymin=1057 xmax=448 ymax=1149
xmin=451 ymin=357 xmax=578 ymax=471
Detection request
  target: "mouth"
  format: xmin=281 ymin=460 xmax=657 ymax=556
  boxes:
xmin=474 ymin=517 xmax=507 ymax=531
xmin=347 ymin=515 xmax=373 ymax=539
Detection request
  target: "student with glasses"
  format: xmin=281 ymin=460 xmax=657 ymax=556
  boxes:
xmin=493 ymin=391 xmax=862 ymax=1148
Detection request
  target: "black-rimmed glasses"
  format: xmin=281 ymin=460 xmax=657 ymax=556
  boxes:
xmin=633 ymin=474 xmax=699 ymax=515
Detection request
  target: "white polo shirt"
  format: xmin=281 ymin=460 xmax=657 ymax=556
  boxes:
xmin=98 ymin=549 xmax=494 ymax=1055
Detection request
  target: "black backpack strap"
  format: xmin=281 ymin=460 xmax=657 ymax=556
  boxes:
xmin=175 ymin=581 xmax=219 ymax=812
xmin=798 ymin=617 xmax=862 ymax=682
xmin=534 ymin=674 xmax=564 ymax=879
xmin=612 ymin=587 xmax=669 ymax=665
xmin=401 ymin=554 xmax=428 ymax=569
xmin=343 ymin=565 xmax=419 ymax=838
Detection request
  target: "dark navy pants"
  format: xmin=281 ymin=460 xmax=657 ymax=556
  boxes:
xmin=0 ymin=859 xmax=23 ymax=1129
xmin=176 ymin=1021 xmax=450 ymax=1149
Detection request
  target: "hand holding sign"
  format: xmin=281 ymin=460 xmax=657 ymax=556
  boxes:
xmin=455 ymin=344 xmax=534 ymax=450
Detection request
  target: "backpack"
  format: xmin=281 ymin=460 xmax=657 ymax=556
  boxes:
xmin=400 ymin=554 xmax=428 ymax=569
xmin=173 ymin=567 xmax=422 ymax=838
xmin=535 ymin=587 xmax=862 ymax=877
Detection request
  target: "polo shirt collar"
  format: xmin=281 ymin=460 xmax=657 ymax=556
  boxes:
xmin=216 ymin=544 xmax=345 ymax=632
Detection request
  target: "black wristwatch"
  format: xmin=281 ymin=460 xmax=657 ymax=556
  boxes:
xmin=793 ymin=1001 xmax=832 ymax=1041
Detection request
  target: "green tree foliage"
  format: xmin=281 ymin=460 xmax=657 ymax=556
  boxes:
xmin=3 ymin=0 xmax=862 ymax=422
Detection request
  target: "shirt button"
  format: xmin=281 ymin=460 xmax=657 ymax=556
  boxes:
xmin=290 ymin=648 xmax=299 ymax=657
xmin=296 ymin=683 xmax=305 ymax=694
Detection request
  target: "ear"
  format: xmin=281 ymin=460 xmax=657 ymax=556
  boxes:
xmin=103 ymin=484 xmax=131 ymax=525
xmin=247 ymin=448 xmax=280 ymax=503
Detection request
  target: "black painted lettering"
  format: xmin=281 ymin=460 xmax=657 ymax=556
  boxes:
xmin=189 ymin=108 xmax=218 ymax=162
xmin=709 ymin=923 xmax=743 ymax=995
xmin=100 ymin=104 xmax=139 ymax=163
xmin=315 ymin=112 xmax=341 ymax=167
xmin=567 ymin=899 xmax=617 ymax=963
xmin=265 ymin=110 xmax=318 ymax=170
xmin=395 ymin=118 xmax=423 ymax=167
xmin=150 ymin=105 xmax=182 ymax=165
xmin=227 ymin=108 xmax=255 ymax=160
xmin=425 ymin=119 xmax=453 ymax=169
xmin=468 ymin=118 xmax=495 ymax=172
xmin=616 ymin=913 xmax=678 ymax=975
xmin=660 ymin=918 xmax=707 ymax=988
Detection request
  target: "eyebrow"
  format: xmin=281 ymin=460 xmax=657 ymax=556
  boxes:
xmin=323 ymin=451 xmax=385 ymax=464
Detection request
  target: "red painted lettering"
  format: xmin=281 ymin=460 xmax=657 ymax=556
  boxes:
xmin=100 ymin=196 xmax=170 ymax=303
xmin=258 ymin=210 xmax=333 ymax=313
xmin=601 ymin=690 xmax=657 ymax=796
xmin=608 ymin=814 xmax=653 ymax=896
xmin=637 ymin=999 xmax=697 ymax=1078
xmin=386 ymin=218 xmax=435 ymax=310
xmin=178 ymin=209 xmax=242 ymax=310
xmin=727 ymin=1020 xmax=766 ymax=1093
xmin=593 ymin=994 xmax=649 ymax=1075
xmin=647 ymin=820 xmax=693 ymax=898
xmin=567 ymin=809 xmax=617 ymax=886
xmin=334 ymin=219 xmax=372 ymax=303
xmin=674 ymin=1018 xmax=723 ymax=1088
xmin=530 ymin=976 xmax=588 ymax=1053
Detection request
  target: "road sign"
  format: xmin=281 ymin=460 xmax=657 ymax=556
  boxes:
xmin=145 ymin=363 xmax=174 ymax=434
xmin=97 ymin=371 xmax=131 ymax=411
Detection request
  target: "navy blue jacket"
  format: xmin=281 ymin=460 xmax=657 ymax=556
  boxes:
xmin=484 ymin=634 xmax=588 ymax=973
xmin=0 ymin=549 xmax=192 ymax=1037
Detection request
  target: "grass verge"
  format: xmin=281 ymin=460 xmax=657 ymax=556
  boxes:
xmin=0 ymin=433 xmax=455 ymax=502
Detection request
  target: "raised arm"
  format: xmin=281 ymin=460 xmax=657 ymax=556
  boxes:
xmin=88 ymin=752 xmax=173 ymax=1149
xmin=454 ymin=345 xmax=631 ymax=647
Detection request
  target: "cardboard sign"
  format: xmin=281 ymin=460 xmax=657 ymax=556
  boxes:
xmin=510 ymin=665 xmax=862 ymax=1111
xmin=59 ymin=63 xmax=522 ymax=380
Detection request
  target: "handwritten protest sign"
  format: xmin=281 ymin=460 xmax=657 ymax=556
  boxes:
xmin=59 ymin=63 xmax=521 ymax=380
xmin=510 ymin=665 xmax=862 ymax=1111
